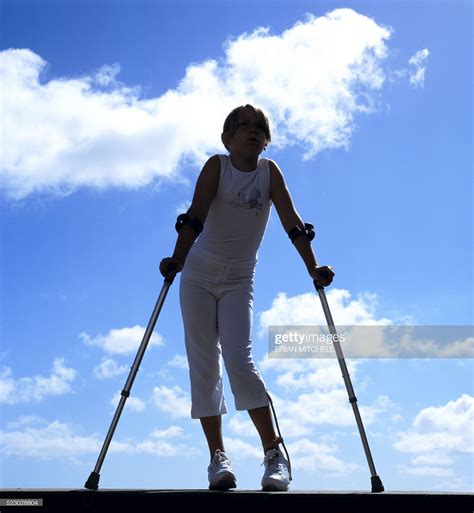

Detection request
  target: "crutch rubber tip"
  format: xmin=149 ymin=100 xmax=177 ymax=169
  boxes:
xmin=84 ymin=471 xmax=100 ymax=490
xmin=371 ymin=475 xmax=384 ymax=493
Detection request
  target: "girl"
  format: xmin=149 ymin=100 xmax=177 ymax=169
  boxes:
xmin=160 ymin=104 xmax=334 ymax=491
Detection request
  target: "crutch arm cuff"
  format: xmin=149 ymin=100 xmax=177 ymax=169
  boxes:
xmin=288 ymin=223 xmax=315 ymax=243
xmin=175 ymin=213 xmax=203 ymax=236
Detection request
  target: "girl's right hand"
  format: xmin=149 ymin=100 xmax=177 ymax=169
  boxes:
xmin=159 ymin=257 xmax=183 ymax=280
xmin=309 ymin=265 xmax=335 ymax=288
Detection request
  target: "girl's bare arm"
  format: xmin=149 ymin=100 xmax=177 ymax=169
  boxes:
xmin=269 ymin=159 xmax=334 ymax=285
xmin=172 ymin=154 xmax=220 ymax=261
xmin=160 ymin=155 xmax=220 ymax=278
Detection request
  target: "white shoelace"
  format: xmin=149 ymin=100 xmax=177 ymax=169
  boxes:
xmin=210 ymin=450 xmax=230 ymax=470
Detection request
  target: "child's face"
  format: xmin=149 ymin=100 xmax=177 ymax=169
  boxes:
xmin=225 ymin=108 xmax=268 ymax=157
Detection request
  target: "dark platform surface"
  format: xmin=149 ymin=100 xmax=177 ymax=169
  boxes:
xmin=1 ymin=488 xmax=473 ymax=513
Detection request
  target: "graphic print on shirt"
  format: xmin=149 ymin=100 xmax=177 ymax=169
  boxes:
xmin=230 ymin=187 xmax=263 ymax=216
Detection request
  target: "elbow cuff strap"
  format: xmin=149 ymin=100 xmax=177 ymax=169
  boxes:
xmin=175 ymin=213 xmax=203 ymax=236
xmin=288 ymin=223 xmax=315 ymax=243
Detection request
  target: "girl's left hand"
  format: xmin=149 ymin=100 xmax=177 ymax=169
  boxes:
xmin=309 ymin=265 xmax=335 ymax=287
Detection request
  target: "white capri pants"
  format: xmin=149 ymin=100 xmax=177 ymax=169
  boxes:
xmin=179 ymin=249 xmax=270 ymax=419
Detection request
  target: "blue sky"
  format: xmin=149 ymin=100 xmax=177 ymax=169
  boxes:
xmin=1 ymin=0 xmax=472 ymax=492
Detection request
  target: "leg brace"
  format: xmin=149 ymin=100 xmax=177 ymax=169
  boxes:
xmin=265 ymin=391 xmax=292 ymax=481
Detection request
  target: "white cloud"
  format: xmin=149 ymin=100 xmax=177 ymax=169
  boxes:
xmin=151 ymin=385 xmax=191 ymax=419
xmin=110 ymin=390 xmax=146 ymax=412
xmin=155 ymin=354 xmax=189 ymax=383
xmin=258 ymin=288 xmax=392 ymax=340
xmin=288 ymin=438 xmax=360 ymax=474
xmin=175 ymin=201 xmax=192 ymax=216
xmin=167 ymin=354 xmax=189 ymax=370
xmin=246 ymin=373 xmax=394 ymax=440
xmin=156 ymin=367 xmax=172 ymax=381
xmin=431 ymin=476 xmax=472 ymax=492
xmin=80 ymin=325 xmax=164 ymax=355
xmin=359 ymin=394 xmax=401 ymax=426
xmin=394 ymin=394 xmax=474 ymax=455
xmin=0 ymin=358 xmax=77 ymax=404
xmin=0 ymin=416 xmax=198 ymax=459
xmin=283 ymin=388 xmax=358 ymax=427
xmin=134 ymin=438 xmax=199 ymax=457
xmin=223 ymin=437 xmax=263 ymax=460
xmin=94 ymin=358 xmax=128 ymax=380
xmin=223 ymin=436 xmax=360 ymax=475
xmin=227 ymin=412 xmax=256 ymax=436
xmin=411 ymin=453 xmax=454 ymax=466
xmin=408 ymin=48 xmax=429 ymax=88
xmin=397 ymin=464 xmax=453 ymax=477
xmin=6 ymin=414 xmax=48 ymax=430
xmin=0 ymin=419 xmax=100 ymax=459
xmin=389 ymin=47 xmax=430 ymax=89
xmin=259 ymin=289 xmax=472 ymax=357
xmin=393 ymin=394 xmax=473 ymax=479
xmin=257 ymin=339 xmax=400 ymax=435
xmin=392 ymin=330 xmax=474 ymax=359
xmin=274 ymin=384 xmax=370 ymax=436
xmin=260 ymin=356 xmax=359 ymax=391
xmin=252 ymin=287 xmax=413 ymax=454
xmin=1 ymin=8 xmax=393 ymax=200
xmin=149 ymin=426 xmax=188 ymax=439
xmin=93 ymin=63 xmax=122 ymax=87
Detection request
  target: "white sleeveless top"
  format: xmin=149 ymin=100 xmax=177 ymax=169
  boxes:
xmin=190 ymin=154 xmax=273 ymax=268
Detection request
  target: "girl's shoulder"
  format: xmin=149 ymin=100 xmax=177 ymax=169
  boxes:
xmin=211 ymin=153 xmax=227 ymax=168
xmin=267 ymin=158 xmax=284 ymax=176
xmin=198 ymin=155 xmax=221 ymax=183
xmin=203 ymin=154 xmax=224 ymax=171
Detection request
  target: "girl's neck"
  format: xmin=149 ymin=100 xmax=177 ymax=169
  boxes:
xmin=229 ymin=153 xmax=258 ymax=172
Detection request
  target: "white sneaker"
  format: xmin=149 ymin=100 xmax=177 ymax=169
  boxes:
xmin=261 ymin=448 xmax=291 ymax=491
xmin=207 ymin=449 xmax=237 ymax=490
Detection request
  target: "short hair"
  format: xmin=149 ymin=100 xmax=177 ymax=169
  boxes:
xmin=222 ymin=104 xmax=272 ymax=145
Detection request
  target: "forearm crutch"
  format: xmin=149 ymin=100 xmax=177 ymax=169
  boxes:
xmin=84 ymin=267 xmax=177 ymax=490
xmin=313 ymin=271 xmax=384 ymax=493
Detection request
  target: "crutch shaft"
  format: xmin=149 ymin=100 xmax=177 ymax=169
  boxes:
xmin=314 ymin=279 xmax=384 ymax=493
xmin=85 ymin=276 xmax=174 ymax=490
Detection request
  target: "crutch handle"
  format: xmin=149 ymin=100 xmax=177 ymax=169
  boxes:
xmin=317 ymin=268 xmax=330 ymax=280
xmin=313 ymin=270 xmax=330 ymax=291
xmin=312 ymin=266 xmax=335 ymax=290
xmin=164 ymin=261 xmax=178 ymax=284
xmin=313 ymin=268 xmax=331 ymax=290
